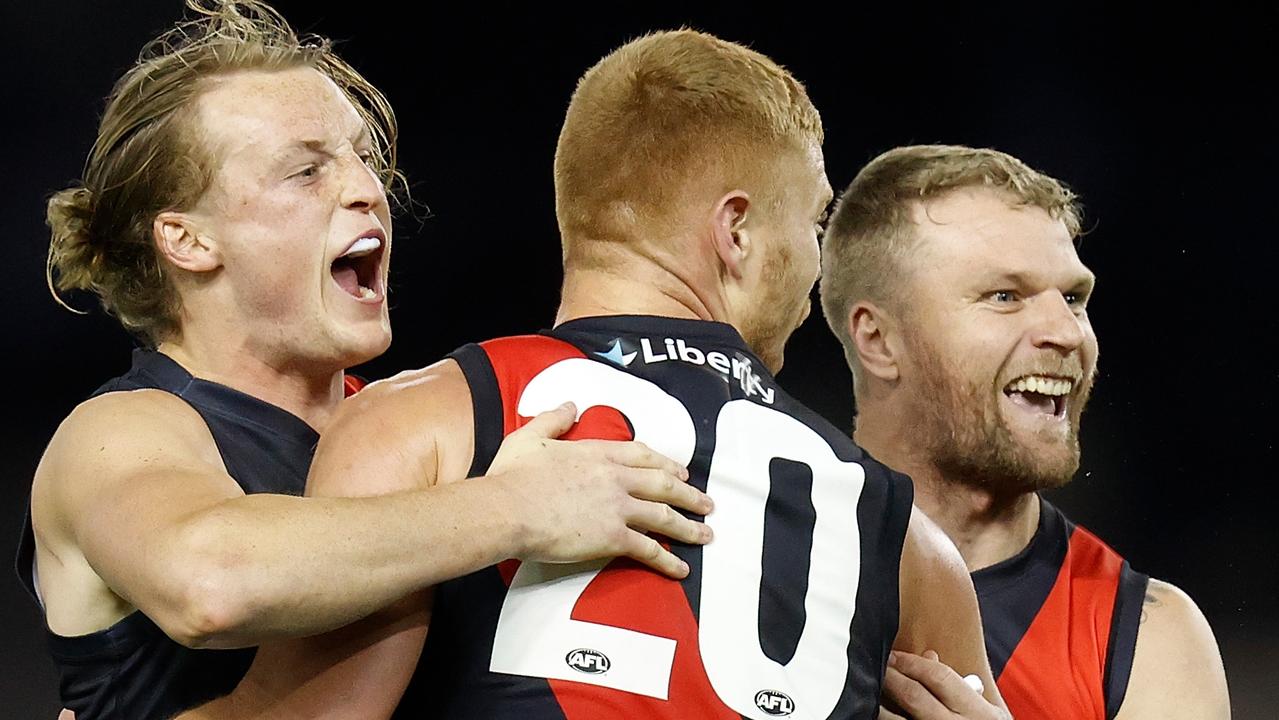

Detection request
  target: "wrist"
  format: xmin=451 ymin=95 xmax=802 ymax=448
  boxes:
xmin=471 ymin=471 xmax=538 ymax=562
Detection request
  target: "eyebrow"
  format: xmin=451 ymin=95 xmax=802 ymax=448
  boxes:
xmin=986 ymin=270 xmax=1096 ymax=290
xmin=272 ymin=140 xmax=331 ymax=166
xmin=272 ymin=128 xmax=373 ymax=165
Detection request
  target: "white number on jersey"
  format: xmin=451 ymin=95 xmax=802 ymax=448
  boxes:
xmin=489 ymin=358 xmax=865 ymax=719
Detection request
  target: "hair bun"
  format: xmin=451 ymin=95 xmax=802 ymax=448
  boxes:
xmin=46 ymin=186 xmax=101 ymax=294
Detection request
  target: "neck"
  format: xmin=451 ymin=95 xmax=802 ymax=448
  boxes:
xmin=555 ymin=260 xmax=727 ymax=327
xmin=854 ymin=408 xmax=1040 ymax=572
xmin=156 ymin=334 xmax=344 ymax=432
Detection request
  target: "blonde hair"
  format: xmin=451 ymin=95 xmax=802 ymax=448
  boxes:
xmin=819 ymin=144 xmax=1082 ymax=380
xmin=46 ymin=0 xmax=402 ymax=345
xmin=554 ymin=29 xmax=822 ymax=266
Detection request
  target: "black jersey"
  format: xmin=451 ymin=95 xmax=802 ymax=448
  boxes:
xmin=399 ymin=315 xmax=914 ymax=720
xmin=15 ymin=349 xmax=322 ymax=720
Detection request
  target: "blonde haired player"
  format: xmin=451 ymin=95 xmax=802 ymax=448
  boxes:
xmin=24 ymin=4 xmax=712 ymax=718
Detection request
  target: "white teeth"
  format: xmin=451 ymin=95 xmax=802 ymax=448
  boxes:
xmin=358 ymin=286 xmax=376 ymax=300
xmin=1007 ymin=375 xmax=1074 ymax=396
xmin=341 ymin=236 xmax=382 ymax=259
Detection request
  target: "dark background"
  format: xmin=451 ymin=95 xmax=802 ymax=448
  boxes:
xmin=3 ymin=2 xmax=1275 ymax=716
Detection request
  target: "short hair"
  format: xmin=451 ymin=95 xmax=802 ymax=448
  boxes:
xmin=819 ymin=144 xmax=1082 ymax=378
xmin=554 ymin=29 xmax=822 ymax=265
xmin=46 ymin=0 xmax=402 ymax=345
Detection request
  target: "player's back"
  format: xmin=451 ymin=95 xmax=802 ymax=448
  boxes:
xmin=401 ymin=315 xmax=913 ymax=720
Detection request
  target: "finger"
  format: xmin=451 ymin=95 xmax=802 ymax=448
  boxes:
xmin=882 ymin=664 xmax=951 ymax=718
xmin=622 ymin=530 xmax=690 ymax=579
xmin=626 ymin=498 xmax=713 ymax=545
xmin=891 ymin=651 xmax=988 ymax=713
xmin=600 ymin=441 xmax=690 ymax=481
xmin=877 ymin=707 xmax=907 ymax=720
xmin=923 ymin=649 xmax=940 ymax=662
xmin=512 ymin=403 xmax=578 ymax=440
xmin=625 ymin=468 xmax=712 ymax=515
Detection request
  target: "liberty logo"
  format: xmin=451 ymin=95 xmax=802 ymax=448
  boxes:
xmin=637 ymin=337 xmax=775 ymax=404
xmin=594 ymin=336 xmax=775 ymax=404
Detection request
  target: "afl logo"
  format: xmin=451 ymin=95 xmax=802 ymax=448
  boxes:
xmin=754 ymin=689 xmax=795 ymax=716
xmin=565 ymin=648 xmax=610 ymax=675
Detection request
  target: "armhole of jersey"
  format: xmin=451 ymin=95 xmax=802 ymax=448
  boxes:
xmin=14 ymin=506 xmax=40 ymax=608
xmin=447 ymin=343 xmax=504 ymax=478
xmin=1103 ymin=560 xmax=1150 ymax=718
xmin=883 ymin=469 xmax=915 ymax=648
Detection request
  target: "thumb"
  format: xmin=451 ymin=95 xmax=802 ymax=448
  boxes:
xmin=513 ymin=402 xmax=578 ymax=440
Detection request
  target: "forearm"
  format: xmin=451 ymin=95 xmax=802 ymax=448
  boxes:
xmin=174 ymin=593 xmax=430 ymax=720
xmin=171 ymin=477 xmax=522 ymax=646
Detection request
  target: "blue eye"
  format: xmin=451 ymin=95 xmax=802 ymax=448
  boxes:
xmin=991 ymin=290 xmax=1017 ymax=303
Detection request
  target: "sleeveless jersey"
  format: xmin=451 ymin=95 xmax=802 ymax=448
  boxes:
xmin=973 ymin=498 xmax=1149 ymax=720
xmin=401 ymin=315 xmax=914 ymax=720
xmin=15 ymin=349 xmax=362 ymax=719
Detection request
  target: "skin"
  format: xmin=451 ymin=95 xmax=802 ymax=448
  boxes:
xmin=30 ymin=64 xmax=710 ymax=677
xmin=186 ymin=139 xmax=1007 ymax=718
xmin=843 ymin=186 xmax=1228 ymax=718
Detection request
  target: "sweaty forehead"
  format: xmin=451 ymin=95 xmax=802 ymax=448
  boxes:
xmin=193 ymin=66 xmax=366 ymax=164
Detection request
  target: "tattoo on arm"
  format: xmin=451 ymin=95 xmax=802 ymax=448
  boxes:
xmin=1140 ymin=588 xmax=1161 ymax=624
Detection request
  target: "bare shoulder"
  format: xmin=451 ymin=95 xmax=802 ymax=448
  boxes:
xmin=30 ymin=388 xmax=239 ymax=635
xmin=34 ymin=389 xmax=225 ymax=526
xmin=895 ymin=507 xmax=1005 ymax=709
xmin=901 ymin=507 xmax=970 ymax=592
xmin=47 ymin=388 xmax=219 ymax=462
xmin=308 ymin=358 xmax=475 ymax=497
xmin=1116 ymin=578 xmax=1230 ymax=719
xmin=344 ymin=358 xmax=471 ymax=419
xmin=896 ymin=506 xmax=975 ymax=648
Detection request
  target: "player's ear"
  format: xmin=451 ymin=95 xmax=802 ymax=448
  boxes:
xmin=710 ymin=191 xmax=751 ymax=280
xmin=154 ymin=211 xmax=222 ymax=274
xmin=848 ymin=300 xmax=901 ymax=382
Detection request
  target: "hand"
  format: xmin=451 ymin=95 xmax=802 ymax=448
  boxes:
xmin=487 ymin=402 xmax=713 ymax=579
xmin=879 ymin=650 xmax=1009 ymax=720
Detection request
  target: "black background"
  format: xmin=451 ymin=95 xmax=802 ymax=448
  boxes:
xmin=3 ymin=2 xmax=1275 ymax=717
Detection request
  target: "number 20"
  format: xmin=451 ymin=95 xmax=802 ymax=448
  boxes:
xmin=489 ymin=358 xmax=866 ymax=720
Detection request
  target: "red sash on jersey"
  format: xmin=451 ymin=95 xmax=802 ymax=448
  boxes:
xmin=342 ymin=373 xmax=367 ymax=397
xmin=483 ymin=335 xmax=739 ymax=719
xmin=996 ymin=524 xmax=1138 ymax=719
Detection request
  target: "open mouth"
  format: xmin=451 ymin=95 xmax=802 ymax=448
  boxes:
xmin=330 ymin=233 xmax=384 ymax=301
xmin=1002 ymin=374 xmax=1075 ymax=419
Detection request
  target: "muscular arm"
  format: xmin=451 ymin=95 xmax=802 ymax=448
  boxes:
xmin=1114 ymin=579 xmax=1230 ymax=719
xmin=34 ymin=386 xmax=538 ymax=650
xmin=37 ymin=361 xmax=706 ymax=655
xmin=891 ymin=507 xmax=1007 ymax=713
xmin=182 ymin=359 xmax=713 ymax=718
